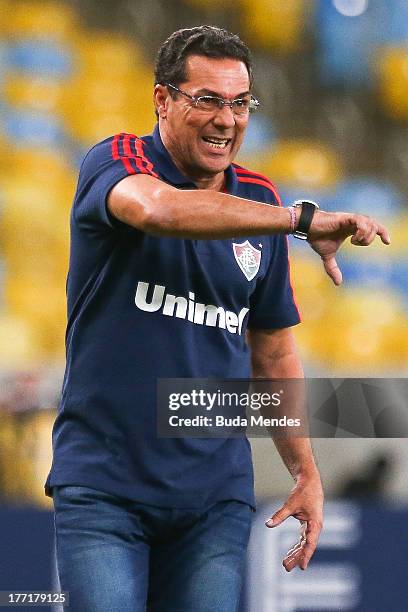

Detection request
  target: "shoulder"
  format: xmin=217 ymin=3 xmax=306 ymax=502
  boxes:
xmin=79 ymin=133 xmax=158 ymax=178
xmin=232 ymin=162 xmax=282 ymax=206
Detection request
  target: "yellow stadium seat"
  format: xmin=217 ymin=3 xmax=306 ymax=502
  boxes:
xmin=340 ymin=289 xmax=403 ymax=328
xmin=2 ymin=174 xmax=73 ymax=219
xmin=0 ymin=312 xmax=41 ymax=367
xmin=2 ymin=153 xmax=74 ymax=290
xmin=65 ymin=106 xmax=155 ymax=146
xmin=4 ymin=75 xmax=66 ymax=112
xmin=298 ymin=289 xmax=408 ymax=373
xmin=6 ymin=149 xmax=77 ymax=209
xmin=384 ymin=214 xmax=408 ymax=255
xmin=1 ymin=178 xmax=70 ymax=283
xmin=0 ymin=135 xmax=9 ymax=173
xmin=66 ymin=76 xmax=133 ymax=112
xmin=11 ymin=410 xmax=41 ymax=501
xmin=0 ymin=412 xmax=17 ymax=500
xmin=74 ymin=32 xmax=145 ymax=77
xmin=8 ymin=146 xmax=73 ymax=177
xmin=333 ymin=314 xmax=408 ymax=372
xmin=0 ymin=411 xmax=30 ymax=501
xmin=239 ymin=0 xmax=306 ymax=53
xmin=290 ymin=254 xmax=330 ymax=291
xmin=256 ymin=139 xmax=343 ymax=189
xmin=0 ymin=1 xmax=11 ymax=35
xmin=3 ymin=244 xmax=69 ymax=284
xmin=5 ymin=279 xmax=67 ymax=359
xmin=378 ymin=47 xmax=408 ymax=121
xmin=62 ymin=68 xmax=155 ymax=144
xmin=381 ymin=313 xmax=408 ymax=365
xmin=24 ymin=410 xmax=55 ymax=507
xmin=7 ymin=2 xmax=78 ymax=40
xmin=289 ymin=254 xmax=338 ymax=322
xmin=62 ymin=69 xmax=154 ymax=119
xmin=0 ymin=408 xmax=53 ymax=505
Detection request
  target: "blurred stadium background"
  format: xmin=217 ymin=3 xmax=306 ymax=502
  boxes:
xmin=0 ymin=0 xmax=407 ymax=609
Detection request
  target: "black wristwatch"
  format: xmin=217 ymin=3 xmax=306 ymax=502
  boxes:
xmin=292 ymin=200 xmax=320 ymax=240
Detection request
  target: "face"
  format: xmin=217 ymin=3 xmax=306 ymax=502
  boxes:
xmin=155 ymin=55 xmax=251 ymax=180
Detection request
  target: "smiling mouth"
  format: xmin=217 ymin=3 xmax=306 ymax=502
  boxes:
xmin=202 ymin=136 xmax=232 ymax=149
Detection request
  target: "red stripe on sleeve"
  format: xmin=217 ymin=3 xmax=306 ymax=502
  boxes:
xmin=123 ymin=133 xmax=145 ymax=174
xmin=234 ymin=165 xmax=282 ymax=205
xmin=237 ymin=176 xmax=275 ymax=191
xmin=134 ymin=139 xmax=158 ymax=177
xmin=111 ymin=133 xmax=158 ymax=178
xmin=236 ymin=176 xmax=281 ymax=205
xmin=111 ymin=133 xmax=120 ymax=160
xmin=234 ymin=166 xmax=273 ymax=183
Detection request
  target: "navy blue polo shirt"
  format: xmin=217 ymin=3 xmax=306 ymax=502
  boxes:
xmin=45 ymin=124 xmax=300 ymax=509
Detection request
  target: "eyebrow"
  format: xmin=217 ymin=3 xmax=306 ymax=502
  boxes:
xmin=194 ymin=88 xmax=251 ymax=99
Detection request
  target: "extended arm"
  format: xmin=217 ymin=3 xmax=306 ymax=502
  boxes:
xmin=108 ymin=173 xmax=290 ymax=238
xmin=247 ymin=327 xmax=324 ymax=571
xmin=108 ymin=174 xmax=390 ymax=285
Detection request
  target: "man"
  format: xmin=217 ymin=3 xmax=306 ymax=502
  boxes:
xmin=46 ymin=26 xmax=389 ymax=611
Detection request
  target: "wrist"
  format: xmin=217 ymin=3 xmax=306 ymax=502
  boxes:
xmin=287 ymin=206 xmax=300 ymax=233
xmin=294 ymin=466 xmax=321 ymax=484
xmin=291 ymin=200 xmax=320 ymax=240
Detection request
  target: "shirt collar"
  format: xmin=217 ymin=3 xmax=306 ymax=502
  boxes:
xmin=151 ymin=123 xmax=238 ymax=195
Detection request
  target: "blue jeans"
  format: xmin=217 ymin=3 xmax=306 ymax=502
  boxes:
xmin=53 ymin=486 xmax=252 ymax=612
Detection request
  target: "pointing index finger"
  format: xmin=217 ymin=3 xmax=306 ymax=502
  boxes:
xmin=299 ymin=519 xmax=322 ymax=569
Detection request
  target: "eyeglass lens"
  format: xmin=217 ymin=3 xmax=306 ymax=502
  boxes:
xmin=196 ymin=96 xmax=255 ymax=115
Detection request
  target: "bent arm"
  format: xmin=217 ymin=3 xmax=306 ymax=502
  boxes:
xmin=248 ymin=327 xmax=323 ymax=571
xmin=248 ymin=327 xmax=317 ymax=478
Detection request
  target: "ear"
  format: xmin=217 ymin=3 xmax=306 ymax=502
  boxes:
xmin=154 ymin=84 xmax=169 ymax=119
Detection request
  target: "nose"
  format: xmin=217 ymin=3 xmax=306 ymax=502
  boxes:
xmin=212 ymin=103 xmax=236 ymax=129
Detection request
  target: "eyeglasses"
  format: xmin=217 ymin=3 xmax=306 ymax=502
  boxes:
xmin=165 ymin=83 xmax=260 ymax=116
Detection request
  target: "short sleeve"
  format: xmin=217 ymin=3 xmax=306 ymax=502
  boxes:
xmin=73 ymin=133 xmax=158 ymax=231
xmin=248 ymin=234 xmax=301 ymax=329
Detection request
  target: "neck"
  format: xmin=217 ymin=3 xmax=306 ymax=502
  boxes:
xmin=193 ymin=173 xmax=225 ymax=191
xmin=159 ymin=123 xmax=226 ymax=192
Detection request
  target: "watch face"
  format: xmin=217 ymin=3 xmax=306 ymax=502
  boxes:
xmin=299 ymin=200 xmax=319 ymax=209
xmin=296 ymin=201 xmax=318 ymax=235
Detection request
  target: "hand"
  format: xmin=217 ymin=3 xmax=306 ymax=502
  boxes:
xmin=307 ymin=210 xmax=390 ymax=286
xmin=265 ymin=472 xmax=324 ymax=572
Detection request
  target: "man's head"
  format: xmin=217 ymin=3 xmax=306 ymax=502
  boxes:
xmin=154 ymin=25 xmax=253 ymax=90
xmin=153 ymin=26 xmax=256 ymax=183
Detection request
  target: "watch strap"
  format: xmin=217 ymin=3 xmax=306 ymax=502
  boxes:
xmin=293 ymin=200 xmax=319 ymax=240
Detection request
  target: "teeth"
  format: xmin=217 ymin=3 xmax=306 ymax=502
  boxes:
xmin=203 ymin=137 xmax=230 ymax=149
xmin=203 ymin=137 xmax=229 ymax=143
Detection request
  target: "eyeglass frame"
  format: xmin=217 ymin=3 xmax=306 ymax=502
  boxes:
xmin=164 ymin=83 xmax=260 ymax=115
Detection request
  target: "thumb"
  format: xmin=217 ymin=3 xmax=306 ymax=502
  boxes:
xmin=323 ymin=255 xmax=342 ymax=286
xmin=265 ymin=505 xmax=292 ymax=528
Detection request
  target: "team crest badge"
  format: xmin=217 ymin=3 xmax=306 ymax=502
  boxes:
xmin=232 ymin=240 xmax=262 ymax=281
